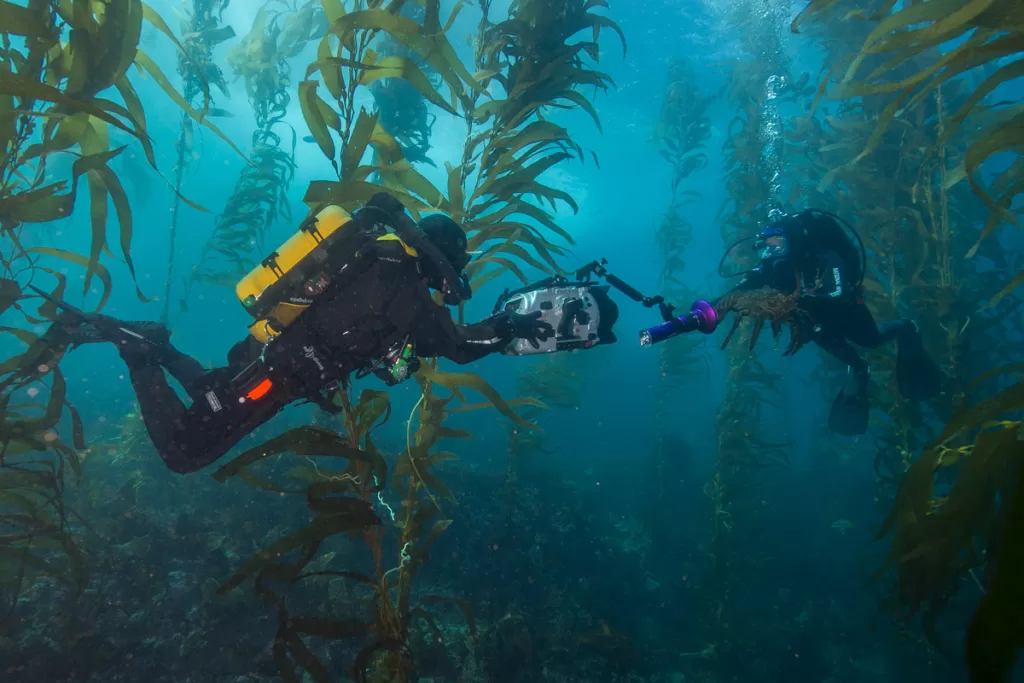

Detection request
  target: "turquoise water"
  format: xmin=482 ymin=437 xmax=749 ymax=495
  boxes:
xmin=2 ymin=1 xmax=1022 ymax=682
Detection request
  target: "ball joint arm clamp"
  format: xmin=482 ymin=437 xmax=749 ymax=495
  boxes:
xmin=575 ymin=258 xmax=678 ymax=321
xmin=575 ymin=259 xmax=717 ymax=345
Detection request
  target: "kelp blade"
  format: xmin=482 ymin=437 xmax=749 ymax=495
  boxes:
xmin=966 ymin=452 xmax=1024 ymax=682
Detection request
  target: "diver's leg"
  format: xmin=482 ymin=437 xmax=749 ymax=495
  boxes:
xmin=840 ymin=304 xmax=941 ymax=400
xmin=120 ymin=347 xmax=291 ymax=474
xmin=814 ymin=327 xmax=870 ymax=436
xmin=839 ymin=303 xmax=914 ymax=348
xmin=145 ymin=344 xmax=207 ymax=393
xmin=816 ymin=332 xmax=870 ymax=384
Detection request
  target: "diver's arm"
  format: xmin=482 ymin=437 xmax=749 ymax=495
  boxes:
xmin=802 ymin=250 xmax=846 ymax=299
xmin=710 ymin=266 xmax=769 ymax=307
xmin=391 ymin=284 xmax=513 ymax=364
xmin=416 ymin=308 xmax=514 ymax=365
xmin=733 ymin=266 xmax=769 ymax=292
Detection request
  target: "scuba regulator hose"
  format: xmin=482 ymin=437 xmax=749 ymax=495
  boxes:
xmin=355 ymin=199 xmax=472 ymax=305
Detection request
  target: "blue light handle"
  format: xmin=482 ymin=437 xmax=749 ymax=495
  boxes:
xmin=639 ymin=300 xmax=718 ymax=347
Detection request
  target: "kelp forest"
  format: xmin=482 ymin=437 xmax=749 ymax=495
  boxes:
xmin=0 ymin=1 xmax=1022 ymax=683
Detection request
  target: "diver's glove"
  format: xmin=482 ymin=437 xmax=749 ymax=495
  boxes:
xmin=501 ymin=311 xmax=555 ymax=349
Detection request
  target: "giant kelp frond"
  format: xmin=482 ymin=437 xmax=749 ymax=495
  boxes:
xmin=183 ymin=1 xmax=322 ymax=299
xmin=178 ymin=0 xmax=234 ymax=106
xmin=0 ymin=352 xmax=89 ymax=636
xmin=788 ymin=7 xmax=1021 ymax=522
xmin=651 ymin=59 xmax=708 ymax=307
xmin=300 ymin=0 xmax=623 ymax=291
xmin=0 ymin=0 xmax=239 ymax=302
xmin=188 ymin=132 xmax=297 ymax=288
xmin=1 ymin=0 xmax=244 ymax=616
xmin=653 ymin=60 xmax=712 ymax=196
xmin=478 ymin=0 xmax=623 ymax=135
xmin=369 ymin=2 xmax=439 ymax=166
xmin=218 ymin=364 xmax=529 ymax=681
xmin=160 ymin=0 xmax=235 ymax=322
xmin=702 ymin=5 xmax=803 ymax=673
xmin=211 ymin=420 xmax=386 ymax=678
xmin=794 ymin=0 xmax=1024 ymax=300
xmin=301 ymin=0 xmax=478 ymax=177
xmin=651 ymin=64 xmax=713 ymax=384
xmin=452 ymin=0 xmax=624 ymax=288
xmin=650 ymin=59 xmax=714 ymax=545
xmin=967 ymin=430 xmax=1024 ymax=683
xmin=294 ymin=0 xmax=474 ymax=222
xmin=876 ymin=366 xmax=1024 ymax=656
xmin=236 ymin=4 xmax=615 ymax=678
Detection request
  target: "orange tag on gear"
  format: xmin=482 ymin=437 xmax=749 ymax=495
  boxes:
xmin=246 ymin=378 xmax=273 ymax=400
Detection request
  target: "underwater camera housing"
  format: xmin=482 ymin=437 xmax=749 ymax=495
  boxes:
xmin=493 ymin=277 xmax=618 ymax=355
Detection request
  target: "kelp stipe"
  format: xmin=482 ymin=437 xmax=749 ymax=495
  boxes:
xmin=696 ymin=0 xmax=805 ymax=675
xmin=648 ymin=59 xmax=713 ymax=550
xmin=209 ymin=399 xmax=388 ymax=681
xmin=367 ymin=2 xmax=437 ymax=167
xmin=792 ymin=0 xmax=1024 ymax=304
xmin=182 ymin=1 xmax=325 ymax=302
xmin=161 ymin=0 xmax=234 ymax=322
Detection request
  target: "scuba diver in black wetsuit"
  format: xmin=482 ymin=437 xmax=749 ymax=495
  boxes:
xmin=713 ymin=209 xmax=943 ymax=435
xmin=33 ymin=192 xmax=554 ymax=474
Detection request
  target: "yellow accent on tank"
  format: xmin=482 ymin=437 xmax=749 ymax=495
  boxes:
xmin=236 ymin=205 xmax=352 ymax=343
xmin=235 ymin=205 xmax=351 ymax=308
xmin=246 ymin=303 xmax=306 ymax=344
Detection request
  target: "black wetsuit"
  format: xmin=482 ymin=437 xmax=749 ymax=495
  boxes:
xmin=733 ymin=246 xmax=914 ymax=379
xmin=112 ymin=238 xmax=513 ymax=474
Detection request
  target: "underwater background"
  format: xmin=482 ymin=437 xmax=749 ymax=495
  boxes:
xmin=1 ymin=1 xmax=1022 ymax=682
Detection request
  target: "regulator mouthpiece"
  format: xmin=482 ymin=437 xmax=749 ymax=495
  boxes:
xmin=639 ymin=300 xmax=718 ymax=347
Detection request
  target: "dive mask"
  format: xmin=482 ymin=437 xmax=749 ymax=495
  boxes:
xmin=753 ymin=226 xmax=789 ymax=262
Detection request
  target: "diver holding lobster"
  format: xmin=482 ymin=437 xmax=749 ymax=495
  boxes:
xmin=706 ymin=209 xmax=942 ymax=434
xmin=495 ymin=209 xmax=943 ymax=436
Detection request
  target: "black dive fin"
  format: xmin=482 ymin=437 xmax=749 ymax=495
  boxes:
xmin=897 ymin=336 xmax=943 ymax=401
xmin=28 ymin=285 xmax=165 ymax=350
xmin=829 ymin=385 xmax=869 ymax=436
xmin=30 ymin=285 xmax=95 ymax=323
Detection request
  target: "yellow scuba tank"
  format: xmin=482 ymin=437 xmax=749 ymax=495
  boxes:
xmin=236 ymin=204 xmax=360 ymax=343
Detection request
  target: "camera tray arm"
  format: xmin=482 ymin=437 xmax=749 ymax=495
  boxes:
xmin=575 ymin=259 xmax=677 ymax=322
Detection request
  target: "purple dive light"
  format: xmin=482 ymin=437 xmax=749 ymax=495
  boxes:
xmin=639 ymin=300 xmax=718 ymax=346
